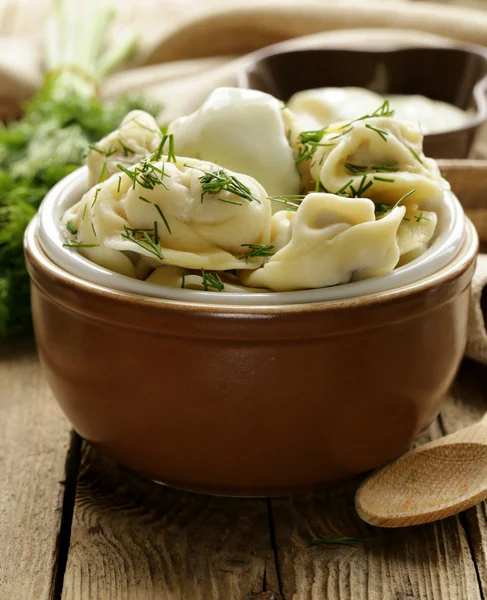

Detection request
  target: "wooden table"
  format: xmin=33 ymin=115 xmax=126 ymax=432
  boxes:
xmin=1 ymin=338 xmax=487 ymax=600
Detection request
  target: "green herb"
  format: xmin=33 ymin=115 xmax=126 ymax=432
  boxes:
xmin=62 ymin=241 xmax=100 ymax=248
xmin=336 ymin=179 xmax=354 ymax=196
xmin=91 ymin=222 xmax=97 ymax=237
xmin=239 ymin=243 xmax=275 ymax=263
xmin=152 ymin=133 xmax=176 ymax=163
xmin=295 ymin=128 xmax=335 ymax=164
xmin=139 ymin=195 xmax=151 ymax=203
xmin=310 ymin=537 xmax=371 ymax=547
xmin=198 ymin=169 xmax=260 ymax=204
xmin=414 ymin=212 xmax=430 ymax=223
xmin=82 ymin=204 xmax=88 ymax=220
xmin=200 ymin=269 xmax=225 ymax=292
xmin=117 ymin=176 xmax=122 ymax=193
xmin=441 ymin=172 xmax=448 ymax=180
xmin=66 ymin=221 xmax=78 ymax=235
xmin=409 ymin=147 xmax=424 ymax=165
xmin=117 ymin=138 xmax=135 ymax=157
xmin=153 ymin=204 xmax=171 ymax=234
xmin=314 ymin=179 xmax=321 ymax=192
xmin=91 ymin=187 xmax=101 ymax=208
xmin=365 ymin=123 xmax=388 ymax=142
xmin=392 ymin=188 xmax=416 ymax=210
xmin=99 ymin=161 xmax=108 ymax=183
xmin=117 ymin=161 xmax=170 ymax=192
xmin=268 ymin=195 xmax=304 ymax=211
xmin=121 ymin=225 xmax=164 ymax=261
xmin=374 ymin=203 xmax=392 ymax=217
xmin=371 ymin=161 xmax=400 ymax=173
xmin=373 ymin=176 xmax=395 ymax=182
xmin=338 ymin=100 xmax=395 ymax=131
xmin=345 ymin=163 xmax=368 ymax=174
xmin=153 ymin=220 xmax=159 ymax=245
xmin=330 ymin=127 xmax=353 ymax=140
xmin=181 ymin=270 xmax=186 ymax=289
xmin=219 ymin=197 xmax=243 ymax=206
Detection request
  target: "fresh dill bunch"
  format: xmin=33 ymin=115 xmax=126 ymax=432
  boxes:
xmin=0 ymin=86 xmax=162 ymax=337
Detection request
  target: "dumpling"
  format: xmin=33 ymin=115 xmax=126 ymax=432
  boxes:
xmin=168 ymin=87 xmax=301 ymax=197
xmin=62 ymin=155 xmax=272 ymax=274
xmin=240 ymin=192 xmax=405 ymax=292
xmin=306 ymin=116 xmax=446 ymax=208
xmin=397 ymin=206 xmax=437 ymax=265
xmin=87 ymin=110 xmax=163 ymax=187
xmin=288 ymin=87 xmax=384 ymax=130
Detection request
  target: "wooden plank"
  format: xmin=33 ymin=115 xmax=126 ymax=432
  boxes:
xmin=270 ymin=363 xmax=486 ymax=600
xmin=62 ymin=444 xmax=279 ymax=600
xmin=439 ymin=359 xmax=487 ymax=599
xmin=0 ymin=339 xmax=73 ymax=600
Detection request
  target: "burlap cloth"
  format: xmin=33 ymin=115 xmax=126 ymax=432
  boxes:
xmin=1 ymin=0 xmax=486 ymax=363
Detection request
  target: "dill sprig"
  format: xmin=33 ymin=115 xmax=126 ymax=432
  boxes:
xmin=337 ymin=100 xmax=395 ymax=132
xmin=151 ymin=133 xmax=176 ymax=163
xmin=181 ymin=269 xmax=186 ymax=289
xmin=153 ymin=204 xmax=171 ymax=234
xmin=365 ymin=123 xmax=388 ymax=142
xmin=414 ymin=212 xmax=430 ymax=222
xmin=63 ymin=241 xmax=100 ymax=248
xmin=310 ymin=537 xmax=371 ymax=547
xmin=117 ymin=161 xmax=171 ymax=192
xmin=200 ymin=269 xmax=225 ymax=292
xmin=295 ymin=128 xmax=335 ymax=164
xmin=65 ymin=221 xmax=78 ymax=235
xmin=121 ymin=224 xmax=164 ymax=260
xmin=374 ymin=188 xmax=416 ymax=218
xmin=268 ymin=195 xmax=305 ymax=211
xmin=408 ymin=146 xmax=424 ymax=165
xmin=239 ymin=243 xmax=275 ymax=263
xmin=336 ymin=175 xmax=373 ymax=198
xmin=198 ymin=169 xmax=260 ymax=204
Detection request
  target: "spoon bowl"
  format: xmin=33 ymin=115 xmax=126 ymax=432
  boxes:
xmin=356 ymin=416 xmax=487 ymax=527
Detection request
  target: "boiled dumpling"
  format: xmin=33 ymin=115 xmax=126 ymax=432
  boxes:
xmin=63 ymin=155 xmax=272 ymax=274
xmin=168 ymin=87 xmax=301 ymax=197
xmin=86 ymin=110 xmax=163 ymax=187
xmin=241 ymin=192 xmax=405 ymax=292
xmin=307 ymin=117 xmax=446 ymax=208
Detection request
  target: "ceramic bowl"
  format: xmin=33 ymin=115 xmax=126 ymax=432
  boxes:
xmin=25 ymin=209 xmax=478 ymax=496
xmin=238 ymin=45 xmax=487 ymax=159
xmin=37 ymin=167 xmax=465 ymax=306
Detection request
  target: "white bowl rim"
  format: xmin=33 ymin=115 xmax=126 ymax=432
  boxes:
xmin=37 ymin=166 xmax=465 ymax=307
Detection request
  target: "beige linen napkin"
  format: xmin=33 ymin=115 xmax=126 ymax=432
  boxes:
xmin=1 ymin=0 xmax=487 ymax=364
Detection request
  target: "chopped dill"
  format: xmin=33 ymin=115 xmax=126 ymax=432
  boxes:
xmin=121 ymin=224 xmax=164 ymax=260
xmin=181 ymin=269 xmax=186 ymax=289
xmin=239 ymin=243 xmax=275 ymax=263
xmin=408 ymin=146 xmax=424 ymax=165
xmin=99 ymin=161 xmax=107 ymax=183
xmin=91 ymin=187 xmax=101 ymax=208
xmin=66 ymin=221 xmax=78 ymax=235
xmin=63 ymin=241 xmax=99 ymax=248
xmin=198 ymin=168 xmax=259 ymax=204
xmin=154 ymin=203 xmax=171 ymax=234
xmin=365 ymin=123 xmax=388 ymax=142
xmin=91 ymin=222 xmax=97 ymax=237
xmin=200 ymin=269 xmax=224 ymax=292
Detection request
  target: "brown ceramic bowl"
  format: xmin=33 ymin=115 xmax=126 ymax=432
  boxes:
xmin=238 ymin=46 xmax=487 ymax=159
xmin=25 ymin=213 xmax=478 ymax=497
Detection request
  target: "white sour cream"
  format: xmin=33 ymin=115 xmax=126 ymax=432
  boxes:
xmin=288 ymin=87 xmax=471 ymax=134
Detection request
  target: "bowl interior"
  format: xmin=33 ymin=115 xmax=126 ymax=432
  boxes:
xmin=238 ymin=46 xmax=487 ymax=139
xmin=36 ymin=167 xmax=465 ymax=307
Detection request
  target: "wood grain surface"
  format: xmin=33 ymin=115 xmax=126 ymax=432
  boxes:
xmin=0 ymin=339 xmax=72 ymax=600
xmin=269 ymin=359 xmax=487 ymax=600
xmin=61 ymin=445 xmax=279 ymax=600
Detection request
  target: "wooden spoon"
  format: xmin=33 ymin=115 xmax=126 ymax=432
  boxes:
xmin=355 ymin=413 xmax=487 ymax=527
